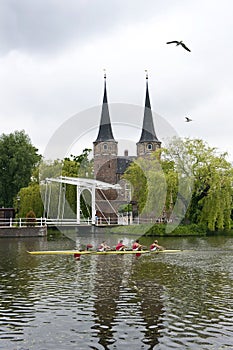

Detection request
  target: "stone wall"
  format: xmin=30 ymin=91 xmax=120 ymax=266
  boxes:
xmin=0 ymin=226 xmax=47 ymax=237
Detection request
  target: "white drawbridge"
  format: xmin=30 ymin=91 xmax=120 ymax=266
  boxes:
xmin=43 ymin=176 xmax=121 ymax=225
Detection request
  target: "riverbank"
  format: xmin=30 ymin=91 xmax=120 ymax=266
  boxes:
xmin=109 ymin=223 xmax=233 ymax=236
xmin=0 ymin=225 xmax=47 ymax=237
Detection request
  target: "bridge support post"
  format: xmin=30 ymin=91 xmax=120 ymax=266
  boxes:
xmin=91 ymin=184 xmax=96 ymax=225
xmin=76 ymin=186 xmax=81 ymax=224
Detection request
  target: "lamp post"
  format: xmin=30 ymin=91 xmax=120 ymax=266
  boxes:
xmin=16 ymin=196 xmax=20 ymax=217
xmin=127 ymin=202 xmax=130 ymax=225
xmin=125 ymin=183 xmax=132 ymax=225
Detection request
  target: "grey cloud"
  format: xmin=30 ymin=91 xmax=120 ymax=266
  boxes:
xmin=0 ymin=0 xmax=180 ymax=54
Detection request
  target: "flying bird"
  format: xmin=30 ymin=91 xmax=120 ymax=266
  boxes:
xmin=185 ymin=117 xmax=192 ymax=122
xmin=166 ymin=40 xmax=191 ymax=52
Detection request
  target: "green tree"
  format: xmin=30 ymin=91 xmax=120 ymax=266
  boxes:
xmin=164 ymin=138 xmax=233 ymax=231
xmin=39 ymin=159 xmax=63 ymax=182
xmin=16 ymin=183 xmax=44 ymax=218
xmin=161 ymin=159 xmax=179 ymax=217
xmin=123 ymin=152 xmax=168 ymax=218
xmin=19 ymin=149 xmax=94 ymax=219
xmin=124 ymin=138 xmax=233 ymax=231
xmin=0 ymin=130 xmax=41 ymax=207
xmin=123 ymin=159 xmax=148 ymax=213
xmin=62 ymin=148 xmax=93 ymax=178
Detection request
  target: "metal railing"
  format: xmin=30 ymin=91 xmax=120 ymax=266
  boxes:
xmin=0 ymin=217 xmax=92 ymax=227
xmin=0 ymin=215 xmax=170 ymax=228
xmin=0 ymin=217 xmax=47 ymax=228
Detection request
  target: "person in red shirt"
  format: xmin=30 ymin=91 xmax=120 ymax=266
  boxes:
xmin=116 ymin=240 xmax=126 ymax=251
xmin=150 ymin=240 xmax=164 ymax=251
xmin=132 ymin=239 xmax=142 ymax=251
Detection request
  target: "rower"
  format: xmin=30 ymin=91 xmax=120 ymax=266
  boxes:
xmin=116 ymin=239 xmax=127 ymax=251
xmin=97 ymin=241 xmax=111 ymax=252
xmin=74 ymin=243 xmax=93 ymax=260
xmin=132 ymin=239 xmax=143 ymax=257
xmin=150 ymin=240 xmax=164 ymax=251
xmin=132 ymin=239 xmax=142 ymax=251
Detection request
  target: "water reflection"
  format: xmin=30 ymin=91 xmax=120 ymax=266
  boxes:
xmin=0 ymin=235 xmax=233 ymax=349
xmin=89 ymin=254 xmax=165 ymax=349
xmin=0 ymin=239 xmax=38 ymax=343
xmin=130 ymin=261 xmax=164 ymax=349
xmin=91 ymin=256 xmax=125 ymax=347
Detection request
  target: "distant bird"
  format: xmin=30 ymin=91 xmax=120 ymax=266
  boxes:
xmin=185 ymin=117 xmax=192 ymax=122
xmin=166 ymin=40 xmax=191 ymax=52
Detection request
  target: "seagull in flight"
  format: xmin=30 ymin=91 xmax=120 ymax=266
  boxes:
xmin=185 ymin=117 xmax=192 ymax=122
xmin=166 ymin=40 xmax=191 ymax=52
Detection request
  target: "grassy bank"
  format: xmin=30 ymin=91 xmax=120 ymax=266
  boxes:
xmin=110 ymin=223 xmax=207 ymax=236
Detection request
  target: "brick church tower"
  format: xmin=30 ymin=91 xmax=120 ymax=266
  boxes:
xmin=93 ymin=72 xmax=118 ymax=184
xmin=137 ymin=72 xmax=161 ymax=156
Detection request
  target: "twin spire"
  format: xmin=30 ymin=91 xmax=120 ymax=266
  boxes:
xmin=95 ymin=71 xmax=160 ymax=144
xmin=138 ymin=71 xmax=160 ymax=143
xmin=94 ymin=71 xmax=115 ymax=142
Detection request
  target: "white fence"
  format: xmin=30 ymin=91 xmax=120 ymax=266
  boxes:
xmin=0 ymin=217 xmax=91 ymax=227
xmin=0 ymin=215 xmax=169 ymax=228
xmin=0 ymin=217 xmax=47 ymax=227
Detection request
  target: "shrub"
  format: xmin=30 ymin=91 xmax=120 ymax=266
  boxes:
xmin=26 ymin=210 xmax=36 ymax=226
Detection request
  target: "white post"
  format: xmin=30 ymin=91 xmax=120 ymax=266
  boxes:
xmin=19 ymin=218 xmax=22 ymax=227
xmin=57 ymin=183 xmax=62 ymax=219
xmin=91 ymin=184 xmax=96 ymax=225
xmin=10 ymin=217 xmax=12 ymax=227
xmin=76 ymin=186 xmax=80 ymax=225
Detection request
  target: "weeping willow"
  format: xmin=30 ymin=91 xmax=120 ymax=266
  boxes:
xmin=123 ymin=154 xmax=176 ymax=219
xmin=127 ymin=138 xmax=233 ymax=232
xmin=199 ymin=169 xmax=233 ymax=231
xmin=123 ymin=159 xmax=148 ymax=214
xmin=167 ymin=138 xmax=233 ymax=231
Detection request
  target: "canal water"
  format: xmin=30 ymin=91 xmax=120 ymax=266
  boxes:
xmin=1 ymin=229 xmax=233 ymax=350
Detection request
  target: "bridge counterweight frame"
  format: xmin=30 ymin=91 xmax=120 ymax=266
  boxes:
xmin=44 ymin=176 xmax=121 ymax=225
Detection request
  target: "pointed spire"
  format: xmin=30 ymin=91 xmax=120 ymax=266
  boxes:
xmin=95 ymin=70 xmax=115 ymax=142
xmin=138 ymin=71 xmax=160 ymax=143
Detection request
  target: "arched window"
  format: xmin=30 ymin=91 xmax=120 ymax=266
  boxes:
xmin=103 ymin=143 xmax=108 ymax=150
xmin=147 ymin=143 xmax=153 ymax=150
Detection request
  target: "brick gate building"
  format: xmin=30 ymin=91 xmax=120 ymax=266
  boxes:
xmin=93 ymin=73 xmax=161 ymax=223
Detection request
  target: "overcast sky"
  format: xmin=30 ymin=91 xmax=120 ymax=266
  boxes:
xmin=0 ymin=0 xmax=233 ymax=161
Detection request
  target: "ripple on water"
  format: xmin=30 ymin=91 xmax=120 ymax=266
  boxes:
xmin=1 ymin=237 xmax=233 ymax=349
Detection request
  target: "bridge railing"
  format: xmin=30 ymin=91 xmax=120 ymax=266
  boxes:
xmin=0 ymin=216 xmax=169 ymax=228
xmin=0 ymin=217 xmax=47 ymax=227
xmin=0 ymin=217 xmax=94 ymax=227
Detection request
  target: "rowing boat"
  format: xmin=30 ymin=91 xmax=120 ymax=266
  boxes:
xmin=27 ymin=249 xmax=181 ymax=256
